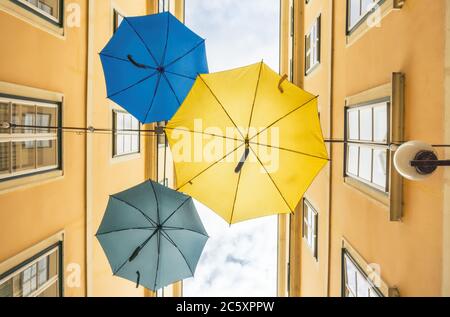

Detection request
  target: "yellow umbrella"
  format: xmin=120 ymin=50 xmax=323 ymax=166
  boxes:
xmin=166 ymin=62 xmax=328 ymax=224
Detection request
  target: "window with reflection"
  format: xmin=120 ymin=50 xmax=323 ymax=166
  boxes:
xmin=345 ymin=100 xmax=389 ymax=193
xmin=0 ymin=243 xmax=62 ymax=297
xmin=342 ymin=249 xmax=382 ymax=297
xmin=0 ymin=96 xmax=61 ymax=182
xmin=14 ymin=0 xmax=63 ymax=25
xmin=347 ymin=0 xmax=381 ymax=33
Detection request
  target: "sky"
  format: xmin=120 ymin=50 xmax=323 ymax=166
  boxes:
xmin=183 ymin=0 xmax=280 ymax=297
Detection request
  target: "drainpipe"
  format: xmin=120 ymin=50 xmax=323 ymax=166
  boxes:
xmin=326 ymin=0 xmax=335 ymax=297
xmin=85 ymin=0 xmax=95 ymax=297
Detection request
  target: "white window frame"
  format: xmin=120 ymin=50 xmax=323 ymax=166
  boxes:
xmin=305 ymin=15 xmax=321 ymax=75
xmin=345 ymin=99 xmax=390 ymax=193
xmin=15 ymin=0 xmax=63 ymax=25
xmin=0 ymin=243 xmax=62 ymax=297
xmin=112 ymin=110 xmax=140 ymax=158
xmin=0 ymin=96 xmax=60 ymax=181
xmin=302 ymin=198 xmax=318 ymax=260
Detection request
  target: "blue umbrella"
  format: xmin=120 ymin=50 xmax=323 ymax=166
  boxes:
xmin=96 ymin=181 xmax=208 ymax=291
xmin=100 ymin=12 xmax=208 ymax=123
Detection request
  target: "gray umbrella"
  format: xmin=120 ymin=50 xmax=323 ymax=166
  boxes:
xmin=96 ymin=180 xmax=208 ymax=291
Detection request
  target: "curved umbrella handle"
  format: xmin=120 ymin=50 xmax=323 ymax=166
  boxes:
xmin=136 ymin=271 xmax=141 ymax=289
xmin=278 ymin=74 xmax=288 ymax=93
xmin=235 ymin=146 xmax=250 ymax=174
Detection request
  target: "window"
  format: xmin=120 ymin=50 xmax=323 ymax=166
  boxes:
xmin=345 ymin=100 xmax=389 ymax=193
xmin=0 ymin=243 xmax=62 ymax=297
xmin=347 ymin=0 xmax=381 ymax=33
xmin=158 ymin=0 xmax=170 ymax=13
xmin=0 ymin=96 xmax=61 ymax=182
xmin=112 ymin=110 xmax=140 ymax=157
xmin=113 ymin=9 xmax=124 ymax=32
xmin=305 ymin=15 xmax=321 ymax=75
xmin=342 ymin=249 xmax=382 ymax=297
xmin=302 ymin=199 xmax=318 ymax=260
xmin=13 ymin=0 xmax=63 ymax=25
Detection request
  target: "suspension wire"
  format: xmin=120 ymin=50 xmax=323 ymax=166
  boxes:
xmin=5 ymin=123 xmax=450 ymax=148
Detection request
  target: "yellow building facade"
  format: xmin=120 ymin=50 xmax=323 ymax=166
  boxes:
xmin=0 ymin=0 xmax=183 ymax=297
xmin=279 ymin=0 xmax=450 ymax=297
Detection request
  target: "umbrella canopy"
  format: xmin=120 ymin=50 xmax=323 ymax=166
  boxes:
xmin=100 ymin=12 xmax=209 ymax=123
xmin=166 ymin=62 xmax=329 ymax=224
xmin=96 ymin=181 xmax=208 ymax=291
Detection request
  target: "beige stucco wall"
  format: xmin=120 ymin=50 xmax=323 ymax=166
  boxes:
xmin=0 ymin=0 xmax=89 ymax=297
xmin=281 ymin=0 xmax=448 ymax=297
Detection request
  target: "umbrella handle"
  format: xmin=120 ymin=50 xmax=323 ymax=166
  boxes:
xmin=136 ymin=271 xmax=141 ymax=289
xmin=127 ymin=54 xmax=151 ymax=69
xmin=129 ymin=246 xmax=142 ymax=262
xmin=234 ymin=147 xmax=250 ymax=174
xmin=278 ymin=74 xmax=288 ymax=93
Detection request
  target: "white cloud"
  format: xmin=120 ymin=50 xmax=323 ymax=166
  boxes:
xmin=182 ymin=0 xmax=280 ymax=297
xmin=184 ymin=203 xmax=278 ymax=297
xmin=185 ymin=0 xmax=280 ymax=72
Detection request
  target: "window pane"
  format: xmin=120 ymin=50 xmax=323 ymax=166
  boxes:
xmin=358 ymin=147 xmax=372 ymax=181
xmin=357 ymin=272 xmax=370 ymax=297
xmin=38 ymin=257 xmax=48 ymax=287
xmin=36 ymin=106 xmax=57 ymax=134
xmin=362 ymin=0 xmax=374 ymax=14
xmin=37 ymin=140 xmax=57 ymax=168
xmin=373 ymin=149 xmax=387 ymax=189
xmin=132 ymin=135 xmax=139 ymax=153
xmin=22 ymin=0 xmax=61 ymax=20
xmin=348 ymin=0 xmax=362 ymax=29
xmin=359 ymin=108 xmax=373 ymax=141
xmin=116 ymin=134 xmax=124 ymax=155
xmin=0 ymin=279 xmax=13 ymax=297
xmin=345 ymin=256 xmax=358 ymax=295
xmin=12 ymin=141 xmax=36 ymax=172
xmin=12 ymin=104 xmax=35 ymax=134
xmin=0 ymin=102 xmax=10 ymax=134
xmin=37 ymin=282 xmax=58 ymax=297
xmin=347 ymin=145 xmax=359 ymax=176
xmin=0 ymin=142 xmax=10 ymax=175
xmin=373 ymin=104 xmax=388 ymax=143
xmin=347 ymin=110 xmax=359 ymax=140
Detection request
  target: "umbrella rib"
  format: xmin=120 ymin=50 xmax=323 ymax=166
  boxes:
xmin=176 ymin=143 xmax=244 ymax=190
xmin=229 ymin=168 xmax=243 ymax=224
xmin=160 ymin=197 xmax=192 ymax=226
xmin=197 ymin=75 xmax=246 ymax=140
xmin=163 ymin=227 xmax=209 ymax=238
xmin=162 ymin=72 xmax=181 ymax=105
xmin=248 ymin=145 xmax=294 ymax=213
xmin=107 ymin=72 xmax=158 ymax=99
xmin=246 ymin=61 xmax=264 ymax=138
xmin=110 ymin=196 xmax=158 ymax=227
xmin=96 ymin=227 xmax=156 ymax=237
xmin=164 ymin=39 xmax=205 ymax=69
xmin=165 ymin=127 xmax=242 ymax=142
xmin=160 ymin=231 xmax=194 ymax=276
xmin=164 ymin=70 xmax=197 ymax=80
xmin=249 ymin=95 xmax=319 ymax=142
xmin=143 ymin=74 xmax=162 ymax=124
xmin=124 ymin=18 xmax=159 ymax=66
xmin=249 ymin=142 xmax=330 ymax=161
xmin=160 ymin=13 xmax=171 ymax=66
xmin=149 ymin=180 xmax=160 ymax=225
